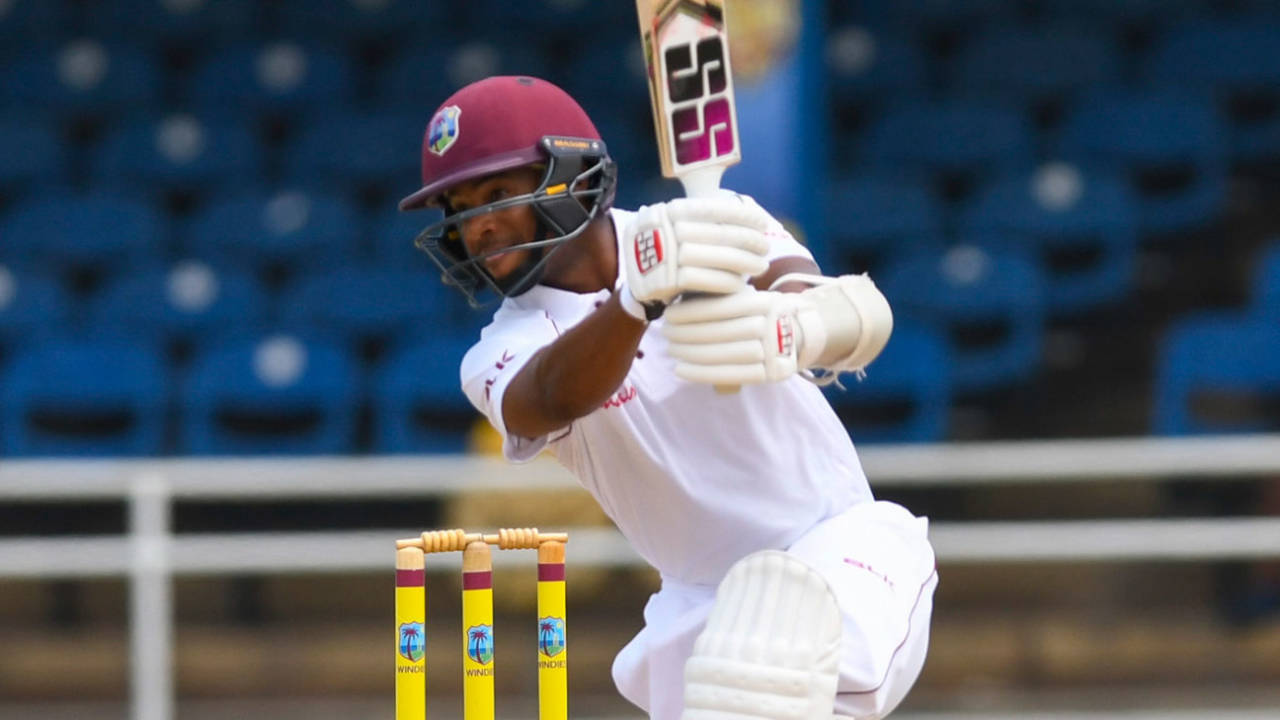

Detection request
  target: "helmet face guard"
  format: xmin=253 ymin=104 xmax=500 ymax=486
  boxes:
xmin=413 ymin=135 xmax=618 ymax=308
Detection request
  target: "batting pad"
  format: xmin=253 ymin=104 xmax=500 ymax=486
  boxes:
xmin=682 ymin=550 xmax=842 ymax=720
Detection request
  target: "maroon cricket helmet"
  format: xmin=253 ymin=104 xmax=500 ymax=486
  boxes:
xmin=399 ymin=75 xmax=605 ymax=211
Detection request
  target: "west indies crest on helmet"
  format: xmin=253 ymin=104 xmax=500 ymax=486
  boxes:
xmin=399 ymin=75 xmax=618 ymax=307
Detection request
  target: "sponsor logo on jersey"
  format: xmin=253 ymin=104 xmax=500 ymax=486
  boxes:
xmin=537 ymin=616 xmax=566 ymax=658
xmin=428 ymin=105 xmax=461 ymax=156
xmin=398 ymin=621 xmax=425 ymax=663
xmin=466 ymin=624 xmax=494 ymax=665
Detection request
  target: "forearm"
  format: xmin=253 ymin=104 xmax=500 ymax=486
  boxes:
xmin=503 ymin=292 xmax=646 ymax=438
xmin=752 ymin=255 xmax=822 ymax=294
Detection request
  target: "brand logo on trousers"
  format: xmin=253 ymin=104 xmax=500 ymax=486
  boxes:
xmin=843 ymin=558 xmax=895 ymax=589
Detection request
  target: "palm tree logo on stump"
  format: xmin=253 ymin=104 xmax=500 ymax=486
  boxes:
xmin=467 ymin=624 xmax=494 ymax=665
xmin=537 ymin=616 xmax=565 ymax=658
xmin=398 ymin=622 xmax=425 ymax=663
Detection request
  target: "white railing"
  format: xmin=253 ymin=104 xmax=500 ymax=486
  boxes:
xmin=3 ymin=434 xmax=1280 ymax=720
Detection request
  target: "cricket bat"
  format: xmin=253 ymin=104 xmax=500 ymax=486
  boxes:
xmin=636 ymin=0 xmax=741 ymax=197
xmin=636 ymin=0 xmax=743 ymax=393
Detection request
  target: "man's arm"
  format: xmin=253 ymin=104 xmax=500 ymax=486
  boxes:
xmin=499 ymin=254 xmax=808 ymax=439
xmin=501 ymin=194 xmax=781 ymax=438
xmin=501 ymin=292 xmax=646 ymax=439
xmin=752 ymin=256 xmax=822 ymax=294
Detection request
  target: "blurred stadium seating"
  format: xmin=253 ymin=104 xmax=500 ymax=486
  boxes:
xmin=880 ymin=244 xmax=1047 ymax=393
xmin=0 ymin=0 xmax=1272 ymax=454
xmin=824 ymin=321 xmax=951 ymax=443
xmin=0 ymin=336 xmax=168 ymax=456
xmin=3 ymin=4 xmax=1280 ymax=720
xmin=180 ymin=333 xmax=359 ymax=455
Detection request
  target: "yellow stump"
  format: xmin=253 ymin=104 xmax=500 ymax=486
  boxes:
xmin=462 ymin=540 xmax=495 ymax=720
xmin=395 ymin=547 xmax=426 ymax=720
xmin=536 ymin=541 xmax=568 ymax=720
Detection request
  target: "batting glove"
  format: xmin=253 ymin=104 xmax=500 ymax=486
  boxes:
xmin=661 ymin=289 xmax=803 ymax=385
xmin=661 ymin=274 xmax=893 ymax=386
xmin=619 ymin=194 xmax=773 ymax=320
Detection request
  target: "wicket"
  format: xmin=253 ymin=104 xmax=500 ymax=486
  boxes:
xmin=395 ymin=528 xmax=569 ymax=720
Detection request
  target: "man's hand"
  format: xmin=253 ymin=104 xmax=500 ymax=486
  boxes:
xmin=661 ymin=290 xmax=802 ymax=385
xmin=620 ymin=194 xmax=773 ymax=318
xmin=661 ymin=274 xmax=894 ymax=386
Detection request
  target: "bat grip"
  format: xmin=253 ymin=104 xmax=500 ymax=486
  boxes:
xmin=678 ymin=169 xmax=741 ymax=395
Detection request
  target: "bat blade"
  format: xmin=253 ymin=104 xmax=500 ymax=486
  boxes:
xmin=636 ymin=0 xmax=741 ymax=198
xmin=637 ymin=0 xmax=744 ymax=394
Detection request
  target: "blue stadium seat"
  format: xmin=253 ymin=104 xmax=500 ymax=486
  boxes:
xmin=92 ymin=113 xmax=265 ymax=194
xmin=0 ymin=266 xmax=72 ymax=347
xmin=274 ymin=0 xmax=441 ymax=41
xmin=1058 ymin=91 xmax=1228 ymax=235
xmin=277 ymin=267 xmax=445 ymax=346
xmin=371 ymin=207 xmax=441 ymax=268
xmin=0 ymin=337 xmax=169 ymax=456
xmin=372 ymin=336 xmax=477 ymax=453
xmin=80 ymin=0 xmax=258 ymax=46
xmin=840 ymin=0 xmax=1007 ymax=30
xmin=1253 ymin=241 xmax=1280 ymax=318
xmin=460 ymin=0 xmax=634 ymax=34
xmin=558 ymin=37 xmax=649 ymax=132
xmin=0 ymin=114 xmax=67 ymax=190
xmin=827 ymin=28 xmax=927 ymax=105
xmin=1153 ymin=313 xmax=1280 ymax=435
xmin=1144 ymin=21 xmax=1280 ymax=162
xmin=184 ymin=189 xmax=361 ymax=274
xmin=961 ymin=163 xmax=1140 ymax=313
xmin=181 ymin=333 xmax=360 ymax=455
xmin=880 ymin=244 xmax=1047 ymax=392
xmin=189 ymin=42 xmax=355 ymax=114
xmin=0 ymin=191 xmax=162 ymax=272
xmin=827 ymin=28 xmax=928 ymax=166
xmin=950 ymin=25 xmax=1123 ymax=107
xmin=1037 ymin=0 xmax=1202 ymax=26
xmin=285 ymin=111 xmax=423 ymax=190
xmin=861 ymin=100 xmax=1035 ymax=187
xmin=2 ymin=41 xmax=160 ymax=116
xmin=0 ymin=1 xmax=68 ymax=46
xmin=823 ymin=321 xmax=951 ymax=444
xmin=825 ymin=174 xmax=944 ymax=274
xmin=379 ymin=42 xmax=551 ymax=109
xmin=89 ymin=261 xmax=271 ymax=350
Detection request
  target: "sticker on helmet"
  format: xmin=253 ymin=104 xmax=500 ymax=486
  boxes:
xmin=428 ymin=105 xmax=461 ymax=156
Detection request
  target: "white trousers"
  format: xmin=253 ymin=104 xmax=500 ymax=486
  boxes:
xmin=612 ymin=500 xmax=938 ymax=720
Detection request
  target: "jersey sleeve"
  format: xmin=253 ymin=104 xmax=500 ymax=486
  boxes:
xmin=460 ymin=307 xmax=563 ymax=463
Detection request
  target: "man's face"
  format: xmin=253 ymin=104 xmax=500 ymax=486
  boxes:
xmin=443 ymin=167 xmax=544 ymax=283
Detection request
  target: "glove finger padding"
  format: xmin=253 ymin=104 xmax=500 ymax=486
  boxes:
xmin=673 ymin=266 xmax=755 ymax=296
xmin=672 ymin=221 xmax=772 ymax=256
xmin=662 ymin=315 xmax=767 ymax=344
xmin=664 ymin=194 xmax=776 ymax=234
xmin=662 ymin=291 xmax=800 ymax=385
xmin=675 ymin=362 xmax=768 ymax=386
xmin=678 ymin=243 xmax=769 ymax=279
xmin=624 ymin=195 xmax=775 ymax=308
xmin=663 ymin=291 xmax=776 ymax=325
xmin=667 ymin=338 xmax=765 ymax=365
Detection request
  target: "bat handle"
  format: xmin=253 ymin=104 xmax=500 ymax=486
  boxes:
xmin=678 ymin=169 xmax=741 ymax=395
xmin=678 ymin=166 xmax=728 ymax=199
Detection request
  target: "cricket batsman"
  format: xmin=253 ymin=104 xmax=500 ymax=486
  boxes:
xmin=399 ymin=75 xmax=937 ymax=720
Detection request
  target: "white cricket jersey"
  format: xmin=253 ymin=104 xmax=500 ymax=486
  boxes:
xmin=460 ymin=207 xmax=874 ymax=586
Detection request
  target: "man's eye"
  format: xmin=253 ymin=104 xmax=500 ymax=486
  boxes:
xmin=490 ymin=188 xmax=509 ymax=202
